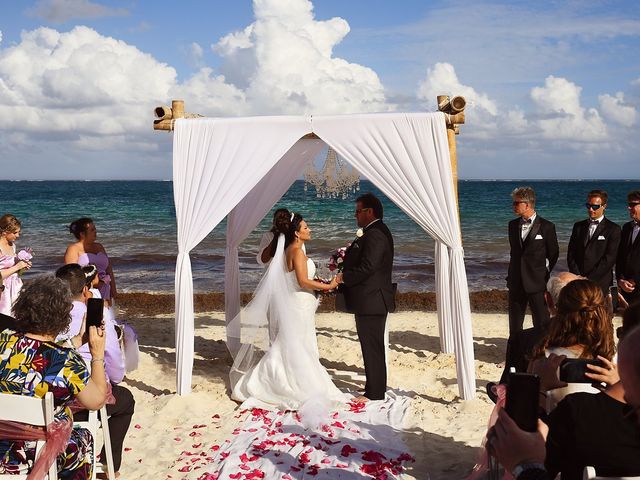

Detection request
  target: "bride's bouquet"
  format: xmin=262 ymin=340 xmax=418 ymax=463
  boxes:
xmin=328 ymin=245 xmax=348 ymax=273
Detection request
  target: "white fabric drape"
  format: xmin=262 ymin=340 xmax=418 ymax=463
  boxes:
xmin=224 ymin=138 xmax=325 ymax=353
xmin=173 ymin=116 xmax=312 ymax=394
xmin=172 ymin=112 xmax=476 ymax=400
xmin=312 ymin=112 xmax=476 ymax=399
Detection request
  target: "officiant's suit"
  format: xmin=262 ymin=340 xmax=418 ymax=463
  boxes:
xmin=567 ymin=217 xmax=620 ymax=294
xmin=507 ymin=215 xmax=559 ymax=333
xmin=342 ymin=219 xmax=395 ymax=401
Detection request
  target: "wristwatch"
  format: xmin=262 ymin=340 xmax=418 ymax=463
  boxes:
xmin=512 ymin=463 xmax=546 ymax=479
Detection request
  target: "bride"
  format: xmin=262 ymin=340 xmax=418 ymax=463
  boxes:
xmin=230 ymin=212 xmax=343 ymax=409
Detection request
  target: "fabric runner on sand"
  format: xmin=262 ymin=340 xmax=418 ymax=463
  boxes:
xmin=180 ymin=391 xmax=415 ymax=479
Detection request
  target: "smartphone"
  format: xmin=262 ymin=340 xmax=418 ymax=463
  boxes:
xmin=609 ymin=285 xmax=619 ymax=311
xmin=559 ymin=358 xmax=604 ymax=383
xmin=505 ymin=373 xmax=540 ymax=432
xmin=86 ymin=297 xmax=104 ymax=328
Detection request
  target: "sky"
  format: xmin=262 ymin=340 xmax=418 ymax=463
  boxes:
xmin=1 ymin=0 xmax=639 ymax=180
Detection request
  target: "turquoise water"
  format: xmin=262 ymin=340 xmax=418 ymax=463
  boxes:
xmin=1 ymin=180 xmax=637 ymax=293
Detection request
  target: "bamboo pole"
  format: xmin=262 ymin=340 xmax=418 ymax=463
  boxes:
xmin=153 ymin=100 xmax=202 ymax=130
xmin=437 ymin=95 xmax=466 ymax=216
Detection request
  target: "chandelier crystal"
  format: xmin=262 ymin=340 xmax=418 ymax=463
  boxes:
xmin=303 ymin=147 xmax=360 ymax=199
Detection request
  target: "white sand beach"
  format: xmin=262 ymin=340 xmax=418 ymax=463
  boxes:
xmin=113 ymin=310 xmax=524 ymax=480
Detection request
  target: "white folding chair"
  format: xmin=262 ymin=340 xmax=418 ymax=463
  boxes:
xmin=74 ymin=406 xmax=115 ymax=480
xmin=0 ymin=392 xmax=58 ymax=479
xmin=583 ymin=466 xmax=640 ymax=479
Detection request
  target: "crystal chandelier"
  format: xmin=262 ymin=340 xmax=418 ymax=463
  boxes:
xmin=304 ymin=147 xmax=360 ymax=199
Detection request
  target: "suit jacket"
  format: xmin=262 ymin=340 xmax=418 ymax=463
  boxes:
xmin=341 ymin=220 xmax=395 ymax=315
xmin=508 ymin=215 xmax=559 ymax=294
xmin=500 ymin=326 xmax=546 ymax=384
xmin=567 ymin=217 xmax=621 ymax=291
xmin=616 ymin=221 xmax=640 ymax=284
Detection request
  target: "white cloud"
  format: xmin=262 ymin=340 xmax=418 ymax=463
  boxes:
xmin=530 ymin=76 xmax=607 ymax=141
xmin=213 ymin=0 xmax=391 ymax=114
xmin=599 ymin=92 xmax=637 ymax=127
xmin=27 ymin=0 xmax=128 ymax=23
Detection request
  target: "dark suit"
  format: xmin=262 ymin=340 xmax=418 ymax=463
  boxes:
xmin=616 ymin=221 xmax=640 ymax=306
xmin=567 ymin=217 xmax=621 ymax=293
xmin=342 ymin=219 xmax=394 ymax=400
xmin=507 ymin=215 xmax=559 ymax=333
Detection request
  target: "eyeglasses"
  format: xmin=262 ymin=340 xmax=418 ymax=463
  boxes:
xmin=628 ymin=202 xmax=640 ymax=208
xmin=354 ymin=208 xmax=371 ymax=215
xmin=585 ymin=203 xmax=603 ymax=210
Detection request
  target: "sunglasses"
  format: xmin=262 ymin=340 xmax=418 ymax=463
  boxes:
xmin=512 ymin=201 xmax=527 ymax=206
xmin=629 ymin=202 xmax=640 ymax=208
xmin=354 ymin=208 xmax=371 ymax=214
xmin=585 ymin=203 xmax=604 ymax=210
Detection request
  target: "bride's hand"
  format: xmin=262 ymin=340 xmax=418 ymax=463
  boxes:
xmin=328 ymin=276 xmax=339 ymax=290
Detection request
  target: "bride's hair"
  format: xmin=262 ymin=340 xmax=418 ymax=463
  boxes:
xmin=273 ymin=212 xmax=304 ymax=248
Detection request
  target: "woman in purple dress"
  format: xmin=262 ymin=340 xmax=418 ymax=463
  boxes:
xmin=64 ymin=218 xmax=117 ymax=305
xmin=0 ymin=214 xmax=32 ymax=316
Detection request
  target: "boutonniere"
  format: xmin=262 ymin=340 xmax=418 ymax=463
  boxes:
xmin=356 ymin=228 xmax=364 ymax=238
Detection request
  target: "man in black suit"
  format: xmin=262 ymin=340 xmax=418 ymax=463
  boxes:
xmin=337 ymin=193 xmax=394 ymax=401
xmin=507 ymin=186 xmax=559 ymax=333
xmin=567 ymin=189 xmax=621 ymax=295
xmin=617 ymin=190 xmax=640 ymax=307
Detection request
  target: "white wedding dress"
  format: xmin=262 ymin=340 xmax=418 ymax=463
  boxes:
xmin=229 ymin=235 xmax=343 ymax=409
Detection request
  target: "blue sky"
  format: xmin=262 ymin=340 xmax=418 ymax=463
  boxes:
xmin=1 ymin=0 xmax=639 ymax=180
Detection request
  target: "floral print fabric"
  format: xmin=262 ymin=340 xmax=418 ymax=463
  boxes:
xmin=0 ymin=329 xmax=93 ymax=479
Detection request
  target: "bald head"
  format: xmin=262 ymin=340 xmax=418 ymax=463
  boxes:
xmin=618 ymin=325 xmax=640 ymax=424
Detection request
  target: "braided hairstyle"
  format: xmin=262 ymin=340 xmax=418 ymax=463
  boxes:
xmin=533 ymin=279 xmax=615 ymax=360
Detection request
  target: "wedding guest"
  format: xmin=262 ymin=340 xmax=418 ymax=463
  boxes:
xmin=567 ymin=190 xmax=620 ymax=295
xmin=487 ymin=271 xmax=581 ymax=401
xmin=64 ymin=217 xmax=117 ymax=304
xmin=82 ymin=263 xmax=101 ymax=298
xmin=531 ymin=279 xmax=615 ymax=410
xmin=257 ymin=208 xmax=305 ymax=265
xmin=0 ymin=214 xmax=32 ymax=316
xmin=488 ymin=313 xmax=640 ymax=480
xmin=507 ymin=187 xmax=559 ymax=334
xmin=541 ymin=303 xmax=640 ymax=480
xmin=616 ymin=190 xmax=640 ymax=307
xmin=55 ymin=264 xmax=134 ymax=478
xmin=0 ymin=275 xmax=108 ymax=478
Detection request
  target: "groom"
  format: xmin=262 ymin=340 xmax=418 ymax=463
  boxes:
xmin=338 ymin=193 xmax=395 ymax=401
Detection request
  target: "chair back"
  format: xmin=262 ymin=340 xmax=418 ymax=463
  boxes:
xmin=0 ymin=392 xmax=58 ymax=479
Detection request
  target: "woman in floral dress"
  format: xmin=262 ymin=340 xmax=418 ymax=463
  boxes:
xmin=0 ymin=276 xmax=109 ymax=478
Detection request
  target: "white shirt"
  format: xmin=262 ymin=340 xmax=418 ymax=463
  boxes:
xmin=521 ymin=212 xmax=536 ymax=241
xmin=588 ymin=216 xmax=604 ymax=240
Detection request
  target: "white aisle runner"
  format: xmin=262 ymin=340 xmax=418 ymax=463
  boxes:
xmin=185 ymin=392 xmax=415 ymax=480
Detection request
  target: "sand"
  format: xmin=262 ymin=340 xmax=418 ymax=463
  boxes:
xmin=112 ymin=308 xmax=522 ymax=480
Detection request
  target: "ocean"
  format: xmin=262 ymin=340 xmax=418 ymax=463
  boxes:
xmin=1 ymin=180 xmax=638 ymax=293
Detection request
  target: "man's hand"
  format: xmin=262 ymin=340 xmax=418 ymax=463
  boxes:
xmin=336 ymin=273 xmax=344 ymax=284
xmin=487 ymin=409 xmax=548 ymax=473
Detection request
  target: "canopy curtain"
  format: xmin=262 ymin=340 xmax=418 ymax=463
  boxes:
xmin=224 ymin=137 xmax=325 ymax=354
xmin=172 ymin=116 xmax=312 ymax=394
xmin=312 ymin=112 xmax=475 ymax=399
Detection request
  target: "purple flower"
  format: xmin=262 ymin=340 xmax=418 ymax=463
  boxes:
xmin=17 ymin=248 xmax=33 ymax=262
